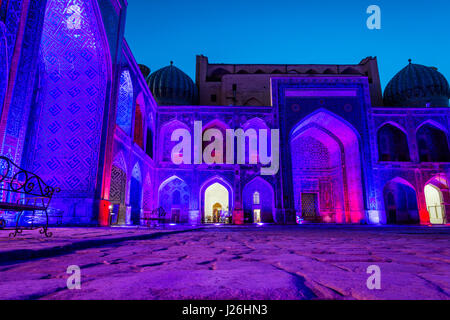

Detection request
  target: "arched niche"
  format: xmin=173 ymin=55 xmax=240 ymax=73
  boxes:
xmin=377 ymin=123 xmax=410 ymax=162
xmin=117 ymin=70 xmax=133 ymax=135
xmin=383 ymin=178 xmax=419 ymax=224
xmin=242 ymin=177 xmax=275 ymax=223
xmin=158 ymin=175 xmax=190 ymax=223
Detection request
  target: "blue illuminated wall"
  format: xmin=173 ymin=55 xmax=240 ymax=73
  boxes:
xmin=1 ymin=0 xmax=46 ymax=164
xmin=1 ymin=0 xmax=448 ymax=228
xmin=23 ymin=0 xmax=110 ymax=222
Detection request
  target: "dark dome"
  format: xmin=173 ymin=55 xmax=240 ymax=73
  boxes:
xmin=147 ymin=62 xmax=198 ymax=106
xmin=139 ymin=64 xmax=151 ymax=81
xmin=383 ymin=60 xmax=450 ymax=107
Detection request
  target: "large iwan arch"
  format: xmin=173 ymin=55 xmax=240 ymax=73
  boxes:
xmin=29 ymin=0 xmax=110 ymax=193
xmin=290 ymin=110 xmax=365 ymax=223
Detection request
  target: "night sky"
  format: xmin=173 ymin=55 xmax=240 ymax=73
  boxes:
xmin=125 ymin=0 xmax=450 ymax=90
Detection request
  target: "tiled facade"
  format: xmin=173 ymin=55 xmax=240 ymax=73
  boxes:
xmin=1 ymin=0 xmax=449 ymax=227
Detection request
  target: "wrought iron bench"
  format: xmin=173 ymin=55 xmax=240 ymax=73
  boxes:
xmin=0 ymin=156 xmax=60 ymax=237
xmin=142 ymin=207 xmax=167 ymax=228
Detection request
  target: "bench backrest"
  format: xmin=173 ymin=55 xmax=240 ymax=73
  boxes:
xmin=0 ymin=156 xmax=60 ymax=201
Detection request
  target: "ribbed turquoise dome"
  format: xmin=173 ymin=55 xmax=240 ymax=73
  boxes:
xmin=383 ymin=61 xmax=450 ymax=107
xmin=147 ymin=62 xmax=198 ymax=106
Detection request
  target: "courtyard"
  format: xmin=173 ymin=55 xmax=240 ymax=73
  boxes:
xmin=0 ymin=225 xmax=449 ymax=300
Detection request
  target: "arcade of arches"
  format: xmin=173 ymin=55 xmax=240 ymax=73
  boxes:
xmin=377 ymin=122 xmax=450 ymax=163
xmin=110 ymin=113 xmax=450 ymax=226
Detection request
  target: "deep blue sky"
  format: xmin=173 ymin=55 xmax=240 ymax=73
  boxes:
xmin=125 ymin=0 xmax=450 ymax=90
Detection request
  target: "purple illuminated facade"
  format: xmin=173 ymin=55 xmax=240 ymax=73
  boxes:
xmin=1 ymin=0 xmax=450 ymax=227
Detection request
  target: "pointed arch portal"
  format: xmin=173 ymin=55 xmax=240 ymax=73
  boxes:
xmin=109 ymin=165 xmax=127 ymax=225
xmin=130 ymin=163 xmax=142 ymax=225
xmin=29 ymin=0 xmax=110 ymax=194
xmin=200 ymin=177 xmax=234 ymax=224
xmin=383 ymin=178 xmax=419 ymax=224
xmin=424 ymin=175 xmax=449 ymax=225
xmin=243 ymin=177 xmax=275 ymax=223
xmin=204 ymin=183 xmax=229 ymax=223
xmin=290 ymin=110 xmax=365 ymax=223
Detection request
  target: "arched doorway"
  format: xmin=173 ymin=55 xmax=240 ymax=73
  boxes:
xmin=204 ymin=183 xmax=229 ymax=223
xmin=383 ymin=178 xmax=419 ymax=224
xmin=290 ymin=111 xmax=364 ymax=223
xmin=109 ymin=165 xmax=127 ymax=225
xmin=424 ymin=175 xmax=449 ymax=224
xmin=425 ymin=185 xmax=445 ymax=224
xmin=242 ymin=177 xmax=275 ymax=223
xmin=142 ymin=174 xmax=152 ymax=219
xmin=385 ymin=191 xmax=397 ymax=224
xmin=252 ymin=192 xmax=261 ymax=223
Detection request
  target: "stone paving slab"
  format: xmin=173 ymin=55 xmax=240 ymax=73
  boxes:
xmin=0 ymin=226 xmax=200 ymax=264
xmin=0 ymin=225 xmax=449 ymax=300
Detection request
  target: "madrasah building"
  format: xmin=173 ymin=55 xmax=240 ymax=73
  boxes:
xmin=1 ymin=0 xmax=449 ymax=227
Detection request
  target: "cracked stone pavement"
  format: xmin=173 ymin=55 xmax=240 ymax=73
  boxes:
xmin=0 ymin=225 xmax=449 ymax=300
